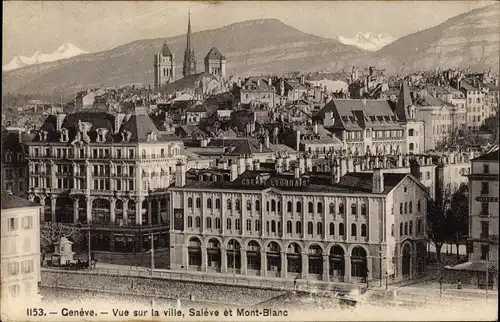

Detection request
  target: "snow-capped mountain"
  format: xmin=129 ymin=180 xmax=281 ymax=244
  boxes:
xmin=337 ymin=32 xmax=395 ymax=51
xmin=3 ymin=43 xmax=88 ymax=71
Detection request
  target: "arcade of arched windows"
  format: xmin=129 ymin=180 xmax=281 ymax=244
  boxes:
xmin=29 ymin=194 xmax=169 ymax=227
xmin=182 ymin=235 xmax=375 ymax=282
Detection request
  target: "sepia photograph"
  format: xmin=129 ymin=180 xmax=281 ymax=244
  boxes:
xmin=1 ymin=1 xmax=499 ymax=321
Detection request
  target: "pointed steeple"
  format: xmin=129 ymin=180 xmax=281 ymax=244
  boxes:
xmin=395 ymin=81 xmax=413 ymax=122
xmin=186 ymin=11 xmax=192 ymax=52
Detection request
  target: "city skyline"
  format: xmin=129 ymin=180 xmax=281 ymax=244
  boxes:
xmin=3 ymin=1 xmax=495 ymax=62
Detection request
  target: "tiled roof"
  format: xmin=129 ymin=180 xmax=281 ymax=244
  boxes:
xmin=395 ymin=83 xmax=413 ymax=122
xmin=472 ymin=149 xmax=499 ymax=162
xmin=1 ymin=192 xmax=39 ymax=210
xmin=204 ymin=47 xmax=226 ymax=61
xmin=448 ymin=261 xmax=498 ymax=272
xmin=161 ymin=42 xmax=173 ymax=57
xmin=179 ymin=169 xmax=407 ymax=194
xmin=164 ymin=72 xmax=217 ymax=92
xmin=241 ymin=77 xmax=274 ymax=92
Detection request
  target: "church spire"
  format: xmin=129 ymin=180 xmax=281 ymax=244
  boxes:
xmin=186 ymin=10 xmax=192 ymax=52
xmin=183 ymin=11 xmax=197 ymax=78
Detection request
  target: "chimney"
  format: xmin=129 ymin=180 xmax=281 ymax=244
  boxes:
xmin=175 ymin=161 xmax=186 ymax=187
xmin=398 ymin=154 xmax=403 ymax=168
xmin=372 ymin=168 xmax=384 ymax=193
xmin=296 ymin=130 xmax=301 ymax=151
xmin=257 ymin=79 xmax=261 ymax=87
xmin=238 ymin=156 xmax=246 ymax=175
xmin=200 ymin=138 xmax=209 ymax=147
xmin=275 ymin=157 xmax=283 ymax=173
xmin=314 ymin=123 xmax=318 ymax=135
xmin=305 ymin=155 xmax=312 ymax=172
xmin=259 ymin=142 xmax=263 ymax=153
xmin=300 ymin=75 xmax=305 ymax=85
xmin=294 ymin=165 xmax=301 ymax=179
xmin=230 ymin=162 xmax=238 ymax=181
xmin=299 ymin=157 xmax=305 ymax=174
xmin=253 ymin=159 xmax=260 ymax=170
xmin=361 ymin=98 xmax=367 ymax=106
xmin=340 ymin=158 xmax=347 ymax=177
xmin=268 ymin=78 xmax=272 ymax=86
xmin=265 ymin=134 xmax=270 ymax=149
xmin=221 ymin=159 xmax=229 ymax=170
xmin=410 ymin=158 xmax=421 ymax=180
xmin=284 ymin=156 xmax=291 ymax=172
xmin=347 ymin=157 xmax=354 ymax=173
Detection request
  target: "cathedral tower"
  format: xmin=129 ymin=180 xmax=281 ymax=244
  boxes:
xmin=182 ymin=12 xmax=197 ymax=77
xmin=204 ymin=47 xmax=226 ymax=79
xmin=154 ymin=42 xmax=175 ymax=90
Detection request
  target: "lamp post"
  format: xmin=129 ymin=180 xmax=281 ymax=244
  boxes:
xmin=385 ymin=272 xmax=388 ymax=290
xmin=87 ymin=227 xmax=91 ymax=268
xmin=379 ymin=245 xmax=383 ymax=287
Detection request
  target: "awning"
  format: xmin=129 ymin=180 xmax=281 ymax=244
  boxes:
xmin=446 ymin=261 xmax=498 ymax=272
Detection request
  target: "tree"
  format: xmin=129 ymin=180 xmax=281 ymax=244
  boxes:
xmin=448 ymin=184 xmax=469 ymax=260
xmin=427 ymin=198 xmax=452 ymax=263
xmin=41 ymin=222 xmax=84 ymax=254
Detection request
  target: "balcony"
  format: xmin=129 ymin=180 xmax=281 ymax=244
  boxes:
xmin=479 ymin=212 xmax=490 ymax=217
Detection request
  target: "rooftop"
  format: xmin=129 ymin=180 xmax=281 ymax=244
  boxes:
xmin=472 ymin=149 xmax=499 ymax=162
xmin=1 ymin=192 xmax=39 ymax=210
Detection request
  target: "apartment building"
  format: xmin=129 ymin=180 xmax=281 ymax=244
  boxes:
xmin=1 ymin=192 xmax=41 ymax=304
xmin=26 ymin=107 xmax=187 ymax=253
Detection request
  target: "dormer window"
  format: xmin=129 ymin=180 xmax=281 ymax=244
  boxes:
xmin=96 ymin=128 xmax=108 ymax=143
xmin=121 ymin=130 xmax=132 ymax=143
xmin=60 ymin=128 xmax=69 ymax=143
xmin=147 ymin=131 xmax=157 ymax=142
xmin=39 ymin=130 xmax=48 ymax=141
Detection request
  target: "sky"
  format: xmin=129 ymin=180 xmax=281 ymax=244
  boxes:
xmin=2 ymin=1 xmax=495 ymax=62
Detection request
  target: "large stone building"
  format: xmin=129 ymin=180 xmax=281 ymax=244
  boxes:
xmin=154 ymin=42 xmax=175 ymax=90
xmin=394 ymin=83 xmax=425 ymax=154
xmin=1 ymin=192 xmax=41 ymax=304
xmin=239 ymin=77 xmax=277 ymax=110
xmin=466 ymin=149 xmax=498 ymax=288
xmin=168 ymin=155 xmax=428 ymax=284
xmin=26 ymin=108 xmax=187 ymax=253
xmin=320 ymin=99 xmax=406 ymax=156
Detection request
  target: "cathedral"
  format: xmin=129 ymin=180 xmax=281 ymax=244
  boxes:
xmin=153 ymin=13 xmax=228 ymax=93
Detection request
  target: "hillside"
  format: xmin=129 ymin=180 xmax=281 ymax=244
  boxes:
xmin=2 ymin=19 xmax=363 ymax=96
xmin=366 ymin=3 xmax=500 ymax=74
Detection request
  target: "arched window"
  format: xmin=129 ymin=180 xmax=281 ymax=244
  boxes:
xmin=400 ymin=223 xmax=403 ymax=236
xmin=409 ymin=221 xmax=413 ymax=235
xmin=246 ymin=200 xmax=252 ymax=211
xmin=226 ymin=218 xmax=232 ymax=230
xmin=316 ymin=222 xmax=323 ymax=235
xmin=206 ymin=217 xmax=212 ymax=229
xmin=307 ymin=221 xmax=314 ymax=234
xmin=215 ymin=218 xmax=221 ymax=229
xmin=417 ymin=200 xmax=421 ymax=212
xmin=255 ymin=219 xmax=261 ymax=231
xmin=296 ymin=201 xmax=302 ymax=213
xmin=317 ymin=202 xmax=323 ymax=214
xmin=196 ymin=198 xmax=201 ymax=208
xmin=400 ymin=203 xmax=403 ymax=214
xmin=271 ymin=220 xmax=276 ymax=233
xmin=187 ymin=216 xmax=193 ymax=228
xmin=278 ymin=221 xmax=282 ymax=233
xmin=195 ymin=216 xmax=201 ymax=228
xmin=404 ymin=202 xmax=408 ymax=214
xmin=235 ymin=199 xmax=241 ymax=211
xmin=188 ymin=197 xmax=193 ymax=208
xmin=215 ymin=198 xmax=221 ymax=209
xmin=339 ymin=223 xmax=345 ymax=235
xmin=308 ymin=202 xmax=314 ymax=213
xmin=287 ymin=220 xmax=292 ymax=233
xmin=409 ymin=201 xmax=413 ymax=213
xmin=391 ymin=224 xmax=394 ymax=236
xmin=256 ymin=200 xmax=261 ymax=212
xmin=409 ymin=143 xmax=414 ymax=152
xmin=339 ymin=203 xmax=344 ymax=214
xmin=287 ymin=201 xmax=292 ymax=212
xmin=296 ymin=221 xmax=302 ymax=234
xmin=266 ymin=221 xmax=270 ymax=233
xmin=235 ymin=219 xmax=241 ymax=231
xmin=271 ymin=199 xmax=276 ymax=212
xmin=207 ymin=198 xmax=212 ymax=209
xmin=329 ymin=203 xmax=335 ymax=214
xmin=277 ymin=201 xmax=281 ymax=213
xmin=227 ymin=199 xmax=232 ymax=210
xmin=329 ymin=223 xmax=335 ymax=235
xmin=408 ymin=129 xmax=415 ymax=136
xmin=266 ymin=201 xmax=270 ymax=212
xmin=351 ymin=224 xmax=357 ymax=237
xmin=246 ymin=219 xmax=251 ymax=231
xmin=361 ymin=204 xmax=367 ymax=216
xmin=404 ymin=222 xmax=408 ymax=235
xmin=351 ymin=203 xmax=357 ymax=215
xmin=361 ymin=224 xmax=367 ymax=237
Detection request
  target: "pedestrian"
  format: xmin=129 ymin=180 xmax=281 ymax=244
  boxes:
xmin=294 ymin=277 xmax=298 ymax=291
xmin=457 ymin=279 xmax=462 ymax=290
